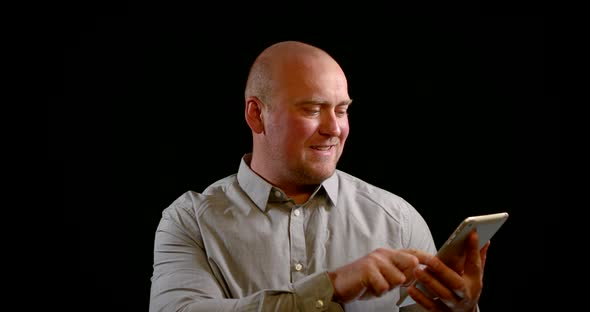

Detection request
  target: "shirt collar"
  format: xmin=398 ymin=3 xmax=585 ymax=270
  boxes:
xmin=236 ymin=153 xmax=340 ymax=211
xmin=322 ymin=171 xmax=339 ymax=207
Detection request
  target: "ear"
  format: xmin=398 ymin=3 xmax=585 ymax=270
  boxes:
xmin=245 ymin=96 xmax=265 ymax=134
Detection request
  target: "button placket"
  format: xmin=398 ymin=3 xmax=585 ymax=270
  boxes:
xmin=289 ymin=204 xmax=306 ymax=281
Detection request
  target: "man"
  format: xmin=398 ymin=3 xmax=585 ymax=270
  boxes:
xmin=149 ymin=40 xmax=488 ymax=311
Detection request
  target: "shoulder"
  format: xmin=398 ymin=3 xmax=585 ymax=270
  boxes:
xmin=202 ymin=173 xmax=239 ymax=196
xmin=333 ymin=170 xmax=427 ymax=227
xmin=162 ymin=173 xmax=239 ymax=220
xmin=334 ymin=169 xmax=413 ymax=211
xmin=334 ymin=170 xmax=433 ymax=250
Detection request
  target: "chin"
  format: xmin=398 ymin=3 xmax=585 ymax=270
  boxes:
xmin=299 ymin=155 xmax=339 ymax=181
xmin=306 ymin=165 xmax=336 ymax=182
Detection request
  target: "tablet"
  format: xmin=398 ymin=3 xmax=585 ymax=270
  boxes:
xmin=436 ymin=212 xmax=509 ymax=264
xmin=397 ymin=212 xmax=509 ymax=306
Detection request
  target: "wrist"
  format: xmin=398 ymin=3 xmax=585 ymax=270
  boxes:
xmin=327 ymin=271 xmax=343 ymax=303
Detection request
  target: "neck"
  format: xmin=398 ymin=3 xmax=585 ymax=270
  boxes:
xmin=286 ymin=188 xmax=315 ymax=205
xmin=291 ymin=194 xmax=310 ymax=205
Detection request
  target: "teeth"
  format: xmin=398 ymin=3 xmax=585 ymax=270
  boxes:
xmin=315 ymin=146 xmax=331 ymax=151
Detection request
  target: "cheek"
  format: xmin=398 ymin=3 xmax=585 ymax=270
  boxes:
xmin=340 ymin=121 xmax=350 ymax=139
xmin=288 ymin=119 xmax=317 ymax=137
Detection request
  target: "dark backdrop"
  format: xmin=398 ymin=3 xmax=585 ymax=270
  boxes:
xmin=56 ymin=13 xmax=554 ymax=311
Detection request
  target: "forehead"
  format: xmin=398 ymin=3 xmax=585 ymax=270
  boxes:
xmin=273 ymin=57 xmax=350 ymax=103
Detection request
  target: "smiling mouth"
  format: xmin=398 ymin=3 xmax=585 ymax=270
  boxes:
xmin=312 ymin=145 xmax=335 ymax=151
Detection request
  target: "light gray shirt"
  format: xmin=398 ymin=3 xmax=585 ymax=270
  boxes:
xmin=150 ymin=154 xmax=438 ymax=311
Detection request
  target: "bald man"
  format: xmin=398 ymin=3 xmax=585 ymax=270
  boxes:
xmin=149 ymin=41 xmax=487 ymax=312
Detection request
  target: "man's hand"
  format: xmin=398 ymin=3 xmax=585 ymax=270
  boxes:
xmin=327 ymin=248 xmax=429 ymax=303
xmin=406 ymin=230 xmax=489 ymax=312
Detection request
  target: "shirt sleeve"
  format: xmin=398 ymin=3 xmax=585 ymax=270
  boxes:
xmin=149 ymin=203 xmax=343 ymax=312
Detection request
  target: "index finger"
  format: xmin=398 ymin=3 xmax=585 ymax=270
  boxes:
xmin=379 ymin=248 xmax=420 ymax=272
xmin=400 ymin=248 xmax=436 ymax=265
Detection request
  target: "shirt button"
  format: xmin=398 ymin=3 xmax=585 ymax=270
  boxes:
xmin=274 ymin=190 xmax=281 ymax=198
xmin=293 ymin=209 xmax=301 ymax=216
xmin=295 ymin=263 xmax=303 ymax=271
xmin=315 ymin=299 xmax=324 ymax=308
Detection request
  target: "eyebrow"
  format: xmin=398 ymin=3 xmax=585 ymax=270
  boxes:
xmin=296 ymin=99 xmax=354 ymax=107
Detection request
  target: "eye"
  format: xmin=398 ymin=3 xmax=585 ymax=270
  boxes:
xmin=336 ymin=109 xmax=348 ymax=117
xmin=302 ymin=105 xmax=321 ymax=116
xmin=305 ymin=108 xmax=321 ymax=116
xmin=335 ymin=106 xmax=349 ymax=117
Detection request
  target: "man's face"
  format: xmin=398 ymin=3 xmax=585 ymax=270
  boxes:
xmin=261 ymin=57 xmax=351 ymax=185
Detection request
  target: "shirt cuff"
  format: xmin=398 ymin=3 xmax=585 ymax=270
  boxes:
xmin=291 ymin=271 xmax=342 ymax=311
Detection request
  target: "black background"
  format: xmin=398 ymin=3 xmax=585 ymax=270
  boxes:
xmin=51 ymin=11 xmax=558 ymax=311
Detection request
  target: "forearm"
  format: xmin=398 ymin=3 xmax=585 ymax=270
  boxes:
xmin=150 ymin=272 xmax=343 ymax=312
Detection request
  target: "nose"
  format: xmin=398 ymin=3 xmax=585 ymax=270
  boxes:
xmin=319 ymin=110 xmax=342 ymax=137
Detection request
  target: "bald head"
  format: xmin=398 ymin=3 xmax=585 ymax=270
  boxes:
xmin=244 ymin=41 xmax=344 ymax=107
xmin=243 ymin=41 xmax=351 ymax=198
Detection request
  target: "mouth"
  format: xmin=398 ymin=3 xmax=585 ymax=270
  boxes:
xmin=311 ymin=145 xmax=335 ymax=151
